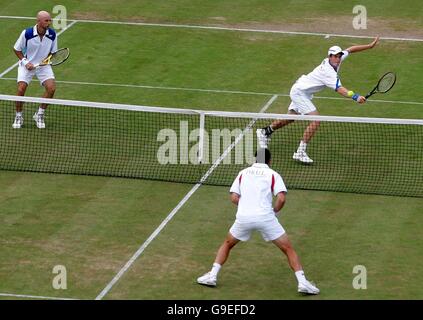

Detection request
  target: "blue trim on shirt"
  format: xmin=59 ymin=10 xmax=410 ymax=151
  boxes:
xmin=24 ymin=27 xmax=37 ymax=49
xmin=24 ymin=27 xmax=36 ymax=40
xmin=46 ymin=28 xmax=56 ymax=42
xmin=335 ymin=78 xmax=341 ymax=91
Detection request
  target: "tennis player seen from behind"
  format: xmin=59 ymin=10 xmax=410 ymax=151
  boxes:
xmin=257 ymin=36 xmax=379 ymax=164
xmin=197 ymin=148 xmax=320 ymax=295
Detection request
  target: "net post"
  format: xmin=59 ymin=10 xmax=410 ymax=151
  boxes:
xmin=198 ymin=112 xmax=205 ymax=164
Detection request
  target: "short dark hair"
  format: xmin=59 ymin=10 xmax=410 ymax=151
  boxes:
xmin=255 ymin=148 xmax=271 ymax=165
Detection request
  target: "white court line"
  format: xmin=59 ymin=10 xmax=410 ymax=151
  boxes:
xmin=0 ymin=292 xmax=77 ymax=300
xmin=0 ymin=77 xmax=421 ymax=106
xmin=0 ymin=21 xmax=77 ymax=78
xmin=0 ymin=15 xmax=422 ymax=42
xmin=95 ymin=94 xmax=278 ymax=300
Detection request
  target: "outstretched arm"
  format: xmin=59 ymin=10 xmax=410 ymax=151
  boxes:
xmin=346 ymin=36 xmax=379 ymax=54
xmin=337 ymin=86 xmax=366 ymax=104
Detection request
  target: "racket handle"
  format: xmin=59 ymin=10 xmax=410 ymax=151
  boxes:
xmin=365 ymin=93 xmax=372 ymax=99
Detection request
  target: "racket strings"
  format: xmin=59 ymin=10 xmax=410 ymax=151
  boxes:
xmin=51 ymin=49 xmax=69 ymax=65
xmin=378 ymin=73 xmax=396 ymax=92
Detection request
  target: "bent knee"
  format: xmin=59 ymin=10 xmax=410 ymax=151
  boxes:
xmin=45 ymin=86 xmax=56 ymax=95
xmin=17 ymin=83 xmax=27 ymax=95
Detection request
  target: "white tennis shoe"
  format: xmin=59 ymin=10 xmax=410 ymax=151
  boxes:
xmin=197 ymin=272 xmax=217 ymax=287
xmin=298 ymin=280 xmax=320 ymax=295
xmin=256 ymin=129 xmax=270 ymax=148
xmin=12 ymin=115 xmax=24 ymax=129
xmin=293 ymin=150 xmax=313 ymax=164
xmin=33 ymin=112 xmax=45 ymax=129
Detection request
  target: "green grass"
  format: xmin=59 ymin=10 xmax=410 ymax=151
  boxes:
xmin=1 ymin=21 xmax=422 ymax=111
xmin=0 ymin=1 xmax=422 ymax=300
xmin=0 ymin=171 xmax=193 ymax=299
xmin=0 ymin=0 xmax=421 ymax=27
xmin=107 ymin=186 xmax=423 ymax=300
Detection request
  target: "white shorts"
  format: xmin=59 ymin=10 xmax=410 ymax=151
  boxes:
xmin=17 ymin=64 xmax=55 ymax=86
xmin=288 ymin=85 xmax=316 ymax=115
xmin=229 ymin=217 xmax=286 ymax=242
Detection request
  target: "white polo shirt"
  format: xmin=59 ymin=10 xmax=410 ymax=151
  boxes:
xmin=14 ymin=25 xmax=57 ymax=65
xmin=293 ymin=50 xmax=349 ymax=95
xmin=230 ymin=163 xmax=287 ymax=222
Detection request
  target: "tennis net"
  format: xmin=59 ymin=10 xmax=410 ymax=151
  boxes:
xmin=1 ymin=94 xmax=422 ymax=197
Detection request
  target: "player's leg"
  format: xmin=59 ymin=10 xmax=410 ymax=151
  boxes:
xmin=292 ymin=96 xmax=318 ymax=164
xmin=41 ymin=78 xmax=56 ymax=100
xmin=256 ymin=84 xmax=305 ymax=148
xmin=268 ymin=110 xmax=297 ymax=131
xmin=16 ymin=81 xmax=28 ymax=112
xmin=197 ymin=221 xmax=248 ymax=287
xmin=302 ymin=110 xmax=320 ymax=143
xmin=197 ymin=233 xmax=240 ymax=287
xmin=272 ymin=233 xmax=319 ymax=295
xmin=12 ymin=81 xmax=28 ymax=129
xmin=34 ymin=68 xmax=55 ymax=129
xmin=13 ymin=64 xmax=33 ymax=128
xmin=256 ymin=110 xmax=296 ymax=148
xmin=214 ymin=232 xmax=240 ymax=266
xmin=272 ymin=233 xmax=302 ymax=271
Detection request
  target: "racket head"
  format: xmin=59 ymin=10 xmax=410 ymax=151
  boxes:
xmin=50 ymin=48 xmax=70 ymax=66
xmin=35 ymin=54 xmax=52 ymax=67
xmin=376 ymin=72 xmax=396 ymax=93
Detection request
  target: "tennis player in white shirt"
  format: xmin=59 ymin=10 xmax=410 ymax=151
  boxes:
xmin=257 ymin=37 xmax=379 ymax=164
xmin=12 ymin=11 xmax=57 ymax=129
xmin=197 ymin=148 xmax=319 ymax=295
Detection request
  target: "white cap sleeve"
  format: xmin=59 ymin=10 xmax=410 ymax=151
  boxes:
xmin=13 ymin=30 xmax=26 ymax=52
xmin=323 ymin=73 xmax=341 ymax=91
xmin=273 ymin=173 xmax=287 ymax=196
xmin=341 ymin=50 xmax=349 ymax=62
xmin=229 ymin=171 xmax=242 ymax=195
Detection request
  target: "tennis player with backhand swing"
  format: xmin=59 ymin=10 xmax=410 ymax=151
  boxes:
xmin=257 ymin=36 xmax=379 ymax=164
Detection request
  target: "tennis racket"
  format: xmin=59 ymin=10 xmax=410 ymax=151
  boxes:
xmin=365 ymin=72 xmax=396 ymax=99
xmin=34 ymin=48 xmax=70 ymax=68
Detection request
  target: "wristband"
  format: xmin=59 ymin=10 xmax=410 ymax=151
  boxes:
xmin=21 ymin=58 xmax=29 ymax=66
xmin=352 ymin=93 xmax=360 ymax=101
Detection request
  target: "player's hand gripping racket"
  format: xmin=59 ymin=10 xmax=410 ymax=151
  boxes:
xmin=365 ymin=72 xmax=396 ymax=99
xmin=34 ymin=48 xmax=70 ymax=68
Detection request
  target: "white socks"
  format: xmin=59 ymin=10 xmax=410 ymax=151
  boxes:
xmin=295 ymin=270 xmax=307 ymax=284
xmin=210 ymin=263 xmax=221 ymax=277
xmin=16 ymin=112 xmax=23 ymax=117
xmin=37 ymin=107 xmax=45 ymax=115
xmin=297 ymin=140 xmax=307 ymax=152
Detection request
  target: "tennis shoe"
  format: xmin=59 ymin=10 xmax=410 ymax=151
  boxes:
xmin=298 ymin=280 xmax=320 ymax=295
xmin=33 ymin=112 xmax=45 ymax=129
xmin=197 ymin=272 xmax=217 ymax=287
xmin=256 ymin=129 xmax=270 ymax=148
xmin=12 ymin=115 xmax=23 ymax=128
xmin=293 ymin=150 xmax=313 ymax=164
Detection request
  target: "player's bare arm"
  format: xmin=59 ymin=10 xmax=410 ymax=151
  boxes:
xmin=346 ymin=36 xmax=379 ymax=54
xmin=13 ymin=49 xmax=35 ymax=70
xmin=273 ymin=192 xmax=286 ymax=214
xmin=337 ymin=86 xmax=366 ymax=104
xmin=230 ymin=192 xmax=240 ymax=205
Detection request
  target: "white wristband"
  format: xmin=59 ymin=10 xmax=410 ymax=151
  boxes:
xmin=21 ymin=58 xmax=29 ymax=66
